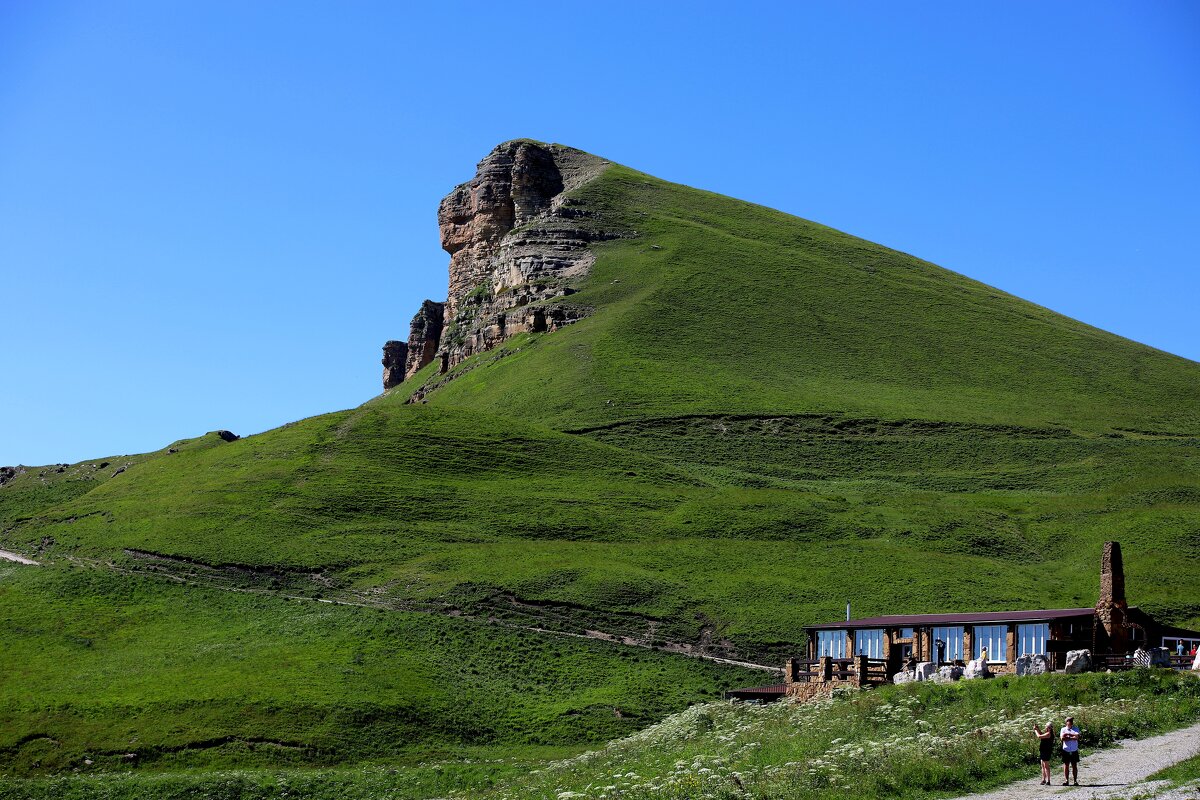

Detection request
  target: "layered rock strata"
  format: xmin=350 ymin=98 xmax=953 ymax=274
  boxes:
xmin=403 ymin=299 xmax=445 ymax=379
xmin=382 ymin=140 xmax=618 ymax=393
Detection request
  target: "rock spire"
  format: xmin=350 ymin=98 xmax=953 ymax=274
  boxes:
xmin=381 ymin=140 xmax=617 ymax=394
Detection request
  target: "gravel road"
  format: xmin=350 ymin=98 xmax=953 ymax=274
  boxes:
xmin=0 ymin=550 xmax=38 ymax=565
xmin=949 ymin=718 xmax=1200 ymax=800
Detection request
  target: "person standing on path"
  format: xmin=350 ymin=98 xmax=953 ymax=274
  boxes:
xmin=1060 ymin=716 xmax=1081 ymax=786
xmin=1034 ymin=722 xmax=1054 ymax=784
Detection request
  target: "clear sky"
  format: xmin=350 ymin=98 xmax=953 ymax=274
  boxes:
xmin=2 ymin=1 xmax=1198 ymax=465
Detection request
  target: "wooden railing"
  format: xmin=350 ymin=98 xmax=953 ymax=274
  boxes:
xmin=786 ymin=655 xmax=890 ymax=687
xmin=1104 ymin=654 xmax=1196 ymax=671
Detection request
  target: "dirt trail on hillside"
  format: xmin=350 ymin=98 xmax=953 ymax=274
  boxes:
xmin=59 ymin=553 xmax=782 ymax=673
xmin=0 ymin=550 xmax=38 ymax=565
xmin=949 ymin=718 xmax=1200 ymax=800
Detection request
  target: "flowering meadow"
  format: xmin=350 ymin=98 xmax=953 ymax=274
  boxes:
xmin=3 ymin=671 xmax=1196 ymax=800
xmin=472 ymin=669 xmax=1200 ymax=800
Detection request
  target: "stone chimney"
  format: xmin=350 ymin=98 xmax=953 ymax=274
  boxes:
xmin=1099 ymin=541 xmax=1126 ymax=608
xmin=1095 ymin=541 xmax=1128 ymax=654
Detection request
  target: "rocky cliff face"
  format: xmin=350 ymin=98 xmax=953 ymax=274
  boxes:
xmin=382 ymin=140 xmax=618 ymax=394
xmin=404 ymin=299 xmax=445 ymax=379
xmin=381 ymin=340 xmax=408 ymax=390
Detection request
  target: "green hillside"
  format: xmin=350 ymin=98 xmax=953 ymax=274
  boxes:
xmin=2 ymin=142 xmax=1199 ymax=789
xmin=400 ymin=162 xmax=1199 ymax=434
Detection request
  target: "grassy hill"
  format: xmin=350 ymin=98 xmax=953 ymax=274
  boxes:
xmin=2 ymin=142 xmax=1198 ymax=790
xmin=400 ymin=163 xmax=1200 ymax=434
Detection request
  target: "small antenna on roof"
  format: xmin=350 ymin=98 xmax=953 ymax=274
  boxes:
xmin=846 ymin=602 xmax=851 ymax=622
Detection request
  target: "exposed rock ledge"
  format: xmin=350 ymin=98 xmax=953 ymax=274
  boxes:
xmin=382 ymin=140 xmax=622 ymax=393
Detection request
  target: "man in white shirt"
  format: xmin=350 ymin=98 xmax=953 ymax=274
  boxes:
xmin=1060 ymin=716 xmax=1081 ymax=786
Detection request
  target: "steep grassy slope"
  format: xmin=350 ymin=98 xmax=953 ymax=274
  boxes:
xmin=2 ymin=143 xmax=1199 ymax=789
xmin=405 ymin=163 xmax=1200 ymax=434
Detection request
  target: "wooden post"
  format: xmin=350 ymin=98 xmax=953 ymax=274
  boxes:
xmin=820 ymin=656 xmax=833 ymax=682
xmin=855 ymin=654 xmax=869 ymax=687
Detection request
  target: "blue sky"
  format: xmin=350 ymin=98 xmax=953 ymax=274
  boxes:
xmin=2 ymin=1 xmax=1198 ymax=465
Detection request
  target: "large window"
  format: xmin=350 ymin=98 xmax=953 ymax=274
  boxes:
xmin=932 ymin=626 xmax=965 ymax=662
xmin=974 ymin=625 xmax=1008 ymax=662
xmin=856 ymin=629 xmax=885 ymax=659
xmin=1018 ymin=623 xmax=1050 ymax=656
xmin=817 ymin=630 xmax=846 ymax=659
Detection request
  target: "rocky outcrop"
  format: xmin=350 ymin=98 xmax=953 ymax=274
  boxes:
xmin=382 ymin=140 xmax=621 ymax=393
xmin=382 ymin=340 xmax=408 ymax=390
xmin=403 ymin=300 xmax=445 ymax=380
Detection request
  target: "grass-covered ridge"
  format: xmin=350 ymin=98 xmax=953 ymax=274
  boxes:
xmin=405 ymin=162 xmax=1200 ymax=434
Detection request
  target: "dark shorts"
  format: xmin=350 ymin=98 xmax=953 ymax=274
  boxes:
xmin=1063 ymin=750 xmax=1079 ymax=765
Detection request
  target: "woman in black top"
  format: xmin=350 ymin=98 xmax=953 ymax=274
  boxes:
xmin=1034 ymin=723 xmax=1055 ymax=784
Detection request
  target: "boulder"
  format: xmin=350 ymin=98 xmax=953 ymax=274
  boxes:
xmin=963 ymin=658 xmax=991 ymax=679
xmin=1064 ymin=649 xmax=1092 ymax=674
xmin=1192 ymin=651 xmax=1200 ymax=671
xmin=914 ymin=661 xmax=937 ymax=681
xmin=1016 ymin=653 xmax=1051 ymax=676
xmin=1149 ymin=647 xmax=1173 ymax=668
xmin=892 ymin=670 xmax=915 ymax=684
xmin=933 ymin=665 xmax=963 ymax=682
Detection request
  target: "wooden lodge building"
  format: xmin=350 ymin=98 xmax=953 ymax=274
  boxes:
xmin=728 ymin=542 xmax=1200 ymax=702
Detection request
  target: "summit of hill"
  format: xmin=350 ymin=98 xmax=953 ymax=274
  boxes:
xmin=380 ymin=139 xmax=1199 ymax=436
